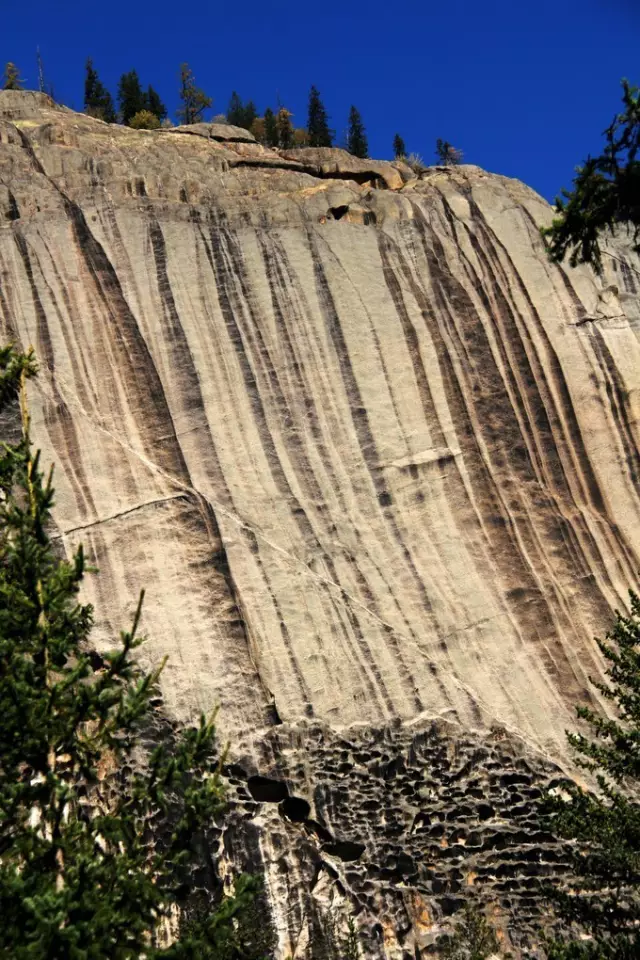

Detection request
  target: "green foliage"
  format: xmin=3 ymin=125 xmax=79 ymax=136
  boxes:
xmin=541 ymin=79 xmax=640 ymax=274
xmin=264 ymin=107 xmax=278 ymax=147
xmin=118 ymin=69 xmax=146 ymax=125
xmin=277 ymin=107 xmax=294 ymax=149
xmin=435 ymin=138 xmax=463 ymax=166
xmin=227 ymin=91 xmax=257 ymax=131
xmin=393 ymin=133 xmax=406 ymax=159
xmin=177 ymin=63 xmax=212 ymax=125
xmin=3 ymin=62 xmax=23 ymax=90
xmin=129 ymin=109 xmax=161 ymax=130
xmin=543 ymin=589 xmax=640 ymax=957
xmin=346 ymin=105 xmax=368 ymax=159
xmin=84 ymin=58 xmax=116 ymax=123
xmin=0 ymin=344 xmax=259 ymax=958
xmin=439 ymin=905 xmax=499 ymax=960
xmin=145 ymin=85 xmax=168 ymax=122
xmin=307 ymin=85 xmax=333 ymax=147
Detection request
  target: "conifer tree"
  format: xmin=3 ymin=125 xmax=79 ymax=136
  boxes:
xmin=242 ymin=99 xmax=257 ymax=131
xmin=3 ymin=62 xmax=24 ymax=90
xmin=176 ymin=63 xmax=212 ymax=125
xmin=118 ymin=69 xmax=146 ymax=126
xmin=0 ymin=344 xmax=261 ymax=958
xmin=144 ymin=84 xmax=167 ymax=123
xmin=277 ymin=107 xmax=294 ymax=149
xmin=84 ymin=58 xmax=116 ymax=123
xmin=227 ymin=93 xmax=258 ymax=132
xmin=393 ymin=133 xmax=406 ymax=159
xmin=435 ymin=138 xmax=463 ymax=166
xmin=346 ymin=105 xmax=368 ymax=158
xmin=264 ymin=107 xmax=278 ymax=147
xmin=543 ymin=589 xmax=640 ymax=957
xmin=307 ymin=85 xmax=333 ymax=147
xmin=227 ymin=90 xmax=244 ymax=126
xmin=542 ymin=79 xmax=640 ymax=275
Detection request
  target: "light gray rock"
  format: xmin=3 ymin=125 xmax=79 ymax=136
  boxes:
xmin=1 ymin=90 xmax=639 ymax=956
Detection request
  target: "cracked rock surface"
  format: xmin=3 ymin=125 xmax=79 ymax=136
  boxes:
xmin=1 ymin=90 xmax=639 ymax=955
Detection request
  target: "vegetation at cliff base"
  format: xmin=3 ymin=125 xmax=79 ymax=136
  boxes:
xmin=0 ymin=345 xmax=259 ymax=958
xmin=543 ymin=590 xmax=640 ymax=957
xmin=542 ymin=79 xmax=640 ymax=275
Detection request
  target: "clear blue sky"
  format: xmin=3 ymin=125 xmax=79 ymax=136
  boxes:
xmin=2 ymin=0 xmax=638 ymax=201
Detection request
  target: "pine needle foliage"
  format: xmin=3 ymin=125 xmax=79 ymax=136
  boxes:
xmin=543 ymin=589 xmax=640 ymax=957
xmin=393 ymin=133 xmax=406 ymax=159
xmin=276 ymin=107 xmax=294 ymax=149
xmin=3 ymin=63 xmax=23 ymax=91
xmin=263 ymin=108 xmax=278 ymax=148
xmin=439 ymin=905 xmax=499 ymax=960
xmin=435 ymin=138 xmax=463 ymax=166
xmin=307 ymin=85 xmax=333 ymax=147
xmin=118 ymin=69 xmax=146 ymax=125
xmin=177 ymin=63 xmax=212 ymax=125
xmin=84 ymin=58 xmax=116 ymax=123
xmin=0 ymin=345 xmax=258 ymax=958
xmin=346 ymin=106 xmax=368 ymax=159
xmin=541 ymin=79 xmax=640 ymax=275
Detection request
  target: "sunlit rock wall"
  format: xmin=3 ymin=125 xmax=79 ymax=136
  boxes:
xmin=1 ymin=91 xmax=639 ymax=956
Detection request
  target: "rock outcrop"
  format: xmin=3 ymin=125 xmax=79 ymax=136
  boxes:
xmin=1 ymin=90 xmax=639 ymax=956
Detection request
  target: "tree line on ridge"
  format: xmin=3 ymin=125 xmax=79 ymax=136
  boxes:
xmin=2 ymin=58 xmax=464 ymax=166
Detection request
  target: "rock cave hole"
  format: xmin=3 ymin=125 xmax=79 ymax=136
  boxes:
xmin=280 ymin=796 xmax=311 ymax=822
xmin=247 ymin=775 xmax=289 ymax=803
xmin=329 ymin=205 xmax=350 ymax=221
xmin=322 ymin=840 xmax=366 ymax=862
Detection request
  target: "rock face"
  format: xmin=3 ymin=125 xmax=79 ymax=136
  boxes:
xmin=1 ymin=90 xmax=639 ymax=955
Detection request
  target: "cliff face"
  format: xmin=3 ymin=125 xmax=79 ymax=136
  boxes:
xmin=1 ymin=90 xmax=639 ymax=955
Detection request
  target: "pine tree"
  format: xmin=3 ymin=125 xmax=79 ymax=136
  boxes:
xmin=3 ymin=62 xmax=23 ymax=90
xmin=346 ymin=105 xmax=368 ymax=158
xmin=0 ymin=344 xmax=261 ymax=958
xmin=144 ymin=85 xmax=167 ymax=123
xmin=277 ymin=107 xmax=294 ymax=149
xmin=542 ymin=79 xmax=640 ymax=275
xmin=264 ymin=107 xmax=278 ymax=147
xmin=118 ymin=70 xmax=146 ymax=126
xmin=226 ymin=93 xmax=258 ymax=132
xmin=227 ymin=90 xmax=244 ymax=126
xmin=543 ymin=589 xmax=640 ymax=957
xmin=435 ymin=138 xmax=463 ymax=166
xmin=177 ymin=63 xmax=212 ymax=125
xmin=393 ymin=133 xmax=406 ymax=159
xmin=242 ymin=100 xmax=257 ymax=131
xmin=84 ymin=58 xmax=116 ymax=123
xmin=307 ymin=85 xmax=333 ymax=147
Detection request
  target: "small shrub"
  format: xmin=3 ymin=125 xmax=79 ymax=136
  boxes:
xmin=440 ymin=905 xmax=500 ymax=960
xmin=129 ymin=109 xmax=161 ymax=130
xmin=293 ymin=126 xmax=310 ymax=146
xmin=406 ymin=152 xmax=428 ymax=175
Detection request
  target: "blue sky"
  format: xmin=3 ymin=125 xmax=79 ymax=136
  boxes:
xmin=2 ymin=0 xmax=638 ymax=201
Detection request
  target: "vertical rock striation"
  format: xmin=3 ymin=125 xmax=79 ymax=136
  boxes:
xmin=1 ymin=90 xmax=639 ymax=954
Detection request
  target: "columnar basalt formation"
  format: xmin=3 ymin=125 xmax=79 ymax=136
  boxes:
xmin=1 ymin=90 xmax=639 ymax=955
